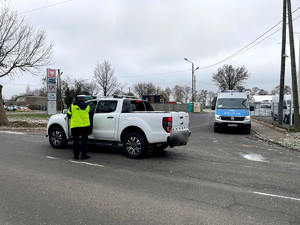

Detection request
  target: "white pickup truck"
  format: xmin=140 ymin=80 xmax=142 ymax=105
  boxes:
xmin=46 ymin=97 xmax=190 ymax=159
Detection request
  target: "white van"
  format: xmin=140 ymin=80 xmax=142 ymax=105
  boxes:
xmin=271 ymin=95 xmax=291 ymax=123
xmin=211 ymin=90 xmax=254 ymax=133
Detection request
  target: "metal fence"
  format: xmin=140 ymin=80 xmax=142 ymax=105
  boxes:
xmin=251 ymin=102 xmax=294 ymax=128
xmin=251 ymin=102 xmax=272 ymax=117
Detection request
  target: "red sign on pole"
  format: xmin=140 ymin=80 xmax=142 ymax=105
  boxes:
xmin=47 ymin=68 xmax=56 ymax=78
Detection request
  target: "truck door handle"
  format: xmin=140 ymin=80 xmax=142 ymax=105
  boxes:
xmin=107 ymin=116 xmax=114 ymax=119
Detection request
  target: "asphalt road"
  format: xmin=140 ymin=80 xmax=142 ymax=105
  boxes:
xmin=0 ymin=112 xmax=299 ymax=225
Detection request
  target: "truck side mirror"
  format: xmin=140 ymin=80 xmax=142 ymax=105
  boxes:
xmin=250 ymin=106 xmax=254 ymax=111
xmin=211 ymin=106 xmax=215 ymax=110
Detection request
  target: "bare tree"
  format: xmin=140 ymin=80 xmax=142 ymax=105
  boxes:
xmin=173 ymin=85 xmax=184 ymax=103
xmin=197 ymin=89 xmax=208 ymax=106
xmin=161 ymin=87 xmax=172 ymax=102
xmin=212 ymin=64 xmax=250 ymax=90
xmin=94 ymin=60 xmax=117 ymax=96
xmin=0 ymin=6 xmax=53 ymax=125
xmin=83 ymin=79 xmax=99 ymax=96
xmin=251 ymin=87 xmax=260 ymax=95
xmin=271 ymin=85 xmax=291 ymax=95
xmin=183 ymin=86 xmax=191 ymax=103
xmin=207 ymin=91 xmax=216 ymax=107
xmin=258 ymin=89 xmax=269 ymax=95
xmin=133 ymin=82 xmax=157 ymax=98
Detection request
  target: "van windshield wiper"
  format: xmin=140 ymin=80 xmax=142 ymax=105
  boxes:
xmin=242 ymin=99 xmax=248 ymax=108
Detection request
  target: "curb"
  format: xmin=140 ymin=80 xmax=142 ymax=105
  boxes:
xmin=251 ymin=126 xmax=300 ymax=153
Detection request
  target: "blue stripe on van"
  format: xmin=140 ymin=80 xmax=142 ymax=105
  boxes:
xmin=216 ymin=109 xmax=250 ymax=117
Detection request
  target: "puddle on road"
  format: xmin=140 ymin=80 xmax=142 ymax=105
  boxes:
xmin=241 ymin=153 xmax=268 ymax=162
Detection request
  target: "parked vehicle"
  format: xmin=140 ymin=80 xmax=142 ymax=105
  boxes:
xmin=211 ymin=90 xmax=254 ymax=133
xmin=46 ymin=96 xmax=190 ymax=159
xmin=6 ymin=105 xmax=18 ymax=111
xmin=271 ymin=95 xmax=291 ymax=123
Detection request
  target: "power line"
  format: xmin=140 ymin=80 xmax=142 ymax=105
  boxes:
xmin=21 ymin=0 xmax=73 ymax=14
xmin=1 ymin=82 xmax=41 ymax=87
xmin=198 ymin=6 xmax=300 ymax=69
xmin=116 ymin=69 xmax=189 ymax=78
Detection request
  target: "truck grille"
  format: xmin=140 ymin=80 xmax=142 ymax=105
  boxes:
xmin=221 ymin=116 xmax=244 ymax=121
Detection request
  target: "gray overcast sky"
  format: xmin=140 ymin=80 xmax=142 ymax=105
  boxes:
xmin=2 ymin=0 xmax=300 ymax=99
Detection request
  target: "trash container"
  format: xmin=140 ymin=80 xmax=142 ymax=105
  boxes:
xmin=189 ymin=102 xmax=193 ymax=112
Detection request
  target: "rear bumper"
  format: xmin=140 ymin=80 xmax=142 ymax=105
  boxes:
xmin=168 ymin=130 xmax=191 ymax=148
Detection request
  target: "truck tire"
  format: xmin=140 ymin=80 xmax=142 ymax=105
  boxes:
xmin=123 ymin=132 xmax=148 ymax=159
xmin=49 ymin=127 xmax=68 ymax=149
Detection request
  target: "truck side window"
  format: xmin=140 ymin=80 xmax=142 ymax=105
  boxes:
xmin=130 ymin=101 xmax=145 ymax=111
xmin=96 ymin=101 xmax=118 ymax=113
xmin=130 ymin=100 xmax=154 ymax=112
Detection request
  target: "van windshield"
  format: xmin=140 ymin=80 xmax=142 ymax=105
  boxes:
xmin=216 ymin=98 xmax=249 ymax=109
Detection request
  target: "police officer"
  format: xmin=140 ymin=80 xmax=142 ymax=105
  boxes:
xmin=67 ymin=95 xmax=91 ymax=160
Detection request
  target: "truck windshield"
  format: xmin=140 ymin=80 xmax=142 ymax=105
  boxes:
xmin=216 ymin=98 xmax=249 ymax=109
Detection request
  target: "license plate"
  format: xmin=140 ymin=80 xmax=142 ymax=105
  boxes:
xmin=228 ymin=124 xmax=238 ymax=127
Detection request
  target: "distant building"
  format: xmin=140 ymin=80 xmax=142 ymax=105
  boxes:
xmin=15 ymin=95 xmax=47 ymax=110
xmin=250 ymin=95 xmax=273 ymax=103
xmin=142 ymin=95 xmax=167 ymax=104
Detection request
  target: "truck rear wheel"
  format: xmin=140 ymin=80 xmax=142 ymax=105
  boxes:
xmin=49 ymin=127 xmax=68 ymax=149
xmin=123 ymin=132 xmax=148 ymax=159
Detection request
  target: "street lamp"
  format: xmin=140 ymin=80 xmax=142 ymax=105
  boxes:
xmin=184 ymin=58 xmax=199 ymax=102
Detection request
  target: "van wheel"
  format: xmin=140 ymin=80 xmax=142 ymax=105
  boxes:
xmin=49 ymin=127 xmax=68 ymax=149
xmin=123 ymin=132 xmax=148 ymax=159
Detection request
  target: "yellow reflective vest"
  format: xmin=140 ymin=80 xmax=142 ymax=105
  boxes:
xmin=68 ymin=104 xmax=90 ymax=129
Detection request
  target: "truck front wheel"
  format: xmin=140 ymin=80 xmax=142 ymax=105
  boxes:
xmin=49 ymin=127 xmax=68 ymax=149
xmin=123 ymin=132 xmax=148 ymax=159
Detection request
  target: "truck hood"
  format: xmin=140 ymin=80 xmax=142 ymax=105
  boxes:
xmin=49 ymin=113 xmax=67 ymax=120
xmin=47 ymin=113 xmax=68 ymax=127
xmin=216 ymin=109 xmax=250 ymax=117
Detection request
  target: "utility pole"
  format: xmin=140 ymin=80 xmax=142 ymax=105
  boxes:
xmin=184 ymin=58 xmax=199 ymax=103
xmin=287 ymin=0 xmax=300 ymax=130
xmin=279 ymin=0 xmax=287 ymax=126
xmin=57 ymin=69 xmax=60 ymax=111
xmin=57 ymin=69 xmax=63 ymax=111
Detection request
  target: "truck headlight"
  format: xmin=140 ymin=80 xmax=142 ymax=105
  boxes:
xmin=245 ymin=115 xmax=250 ymax=120
xmin=215 ymin=114 xmax=221 ymax=119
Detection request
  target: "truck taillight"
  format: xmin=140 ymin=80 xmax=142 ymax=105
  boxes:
xmin=162 ymin=117 xmax=172 ymax=133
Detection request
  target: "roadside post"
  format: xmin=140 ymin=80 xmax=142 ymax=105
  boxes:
xmin=47 ymin=68 xmax=57 ymax=115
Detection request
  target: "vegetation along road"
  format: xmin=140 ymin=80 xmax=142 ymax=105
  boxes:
xmin=0 ymin=112 xmax=299 ymax=224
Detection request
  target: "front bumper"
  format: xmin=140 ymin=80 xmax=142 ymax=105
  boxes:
xmin=168 ymin=130 xmax=191 ymax=148
xmin=214 ymin=121 xmax=251 ymax=130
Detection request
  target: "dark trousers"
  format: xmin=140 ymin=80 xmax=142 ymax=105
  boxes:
xmin=71 ymin=127 xmax=88 ymax=158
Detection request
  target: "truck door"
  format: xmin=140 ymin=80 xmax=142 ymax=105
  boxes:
xmin=92 ymin=100 xmax=118 ymax=140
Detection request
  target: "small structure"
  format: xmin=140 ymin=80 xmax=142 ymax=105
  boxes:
xmin=250 ymin=95 xmax=273 ymax=103
xmin=15 ymin=95 xmax=47 ymax=110
xmin=142 ymin=95 xmax=167 ymax=104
